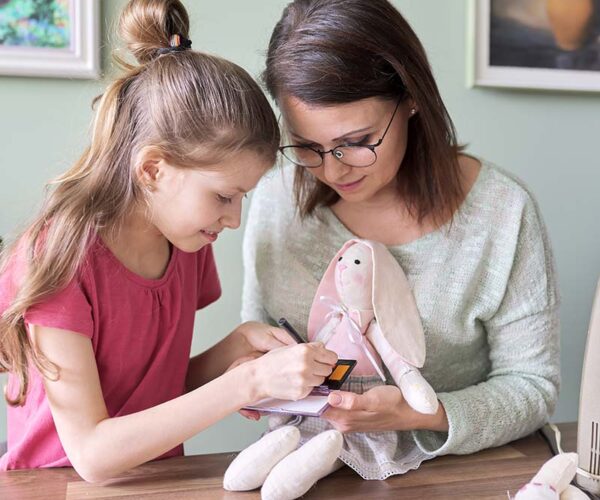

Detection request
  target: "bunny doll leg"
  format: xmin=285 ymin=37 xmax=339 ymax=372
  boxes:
xmin=366 ymin=322 xmax=439 ymax=415
xmin=261 ymin=429 xmax=344 ymax=500
xmin=223 ymin=426 xmax=300 ymax=491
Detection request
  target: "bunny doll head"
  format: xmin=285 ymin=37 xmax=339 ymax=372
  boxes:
xmin=335 ymin=243 xmax=373 ymax=310
xmin=308 ymin=239 xmax=426 ymax=368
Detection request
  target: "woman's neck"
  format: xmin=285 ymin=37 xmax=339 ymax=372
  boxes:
xmin=330 ymin=155 xmax=481 ymax=246
xmin=331 ymin=181 xmax=421 ymax=246
xmin=100 ymin=208 xmax=172 ymax=280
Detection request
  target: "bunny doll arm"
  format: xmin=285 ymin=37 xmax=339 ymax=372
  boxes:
xmin=366 ymin=321 xmax=439 ymax=415
xmin=314 ymin=315 xmax=342 ymax=345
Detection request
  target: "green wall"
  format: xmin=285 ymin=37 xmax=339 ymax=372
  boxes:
xmin=1 ymin=0 xmax=598 ymax=456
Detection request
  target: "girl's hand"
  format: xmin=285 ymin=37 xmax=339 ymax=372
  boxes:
xmin=235 ymin=321 xmax=295 ymax=354
xmin=322 ymin=385 xmax=448 ymax=433
xmin=248 ymin=342 xmax=338 ymax=402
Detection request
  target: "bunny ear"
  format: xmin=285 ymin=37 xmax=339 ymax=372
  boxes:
xmin=365 ymin=240 xmax=426 ymax=368
xmin=307 ymin=239 xmax=361 ymax=341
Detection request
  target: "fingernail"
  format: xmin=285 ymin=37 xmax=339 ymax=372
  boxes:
xmin=330 ymin=393 xmax=342 ymax=405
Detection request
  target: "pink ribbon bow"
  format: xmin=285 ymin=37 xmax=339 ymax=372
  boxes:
xmin=319 ymin=296 xmax=386 ymax=382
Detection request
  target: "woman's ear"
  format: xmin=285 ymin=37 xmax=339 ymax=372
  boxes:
xmin=407 ymin=98 xmax=418 ymax=117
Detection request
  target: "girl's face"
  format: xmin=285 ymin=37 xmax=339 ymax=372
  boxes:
xmin=280 ymin=95 xmax=414 ymax=205
xmin=145 ymin=149 xmax=269 ymax=253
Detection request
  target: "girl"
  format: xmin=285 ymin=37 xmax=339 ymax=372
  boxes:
xmin=233 ymin=0 xmax=560 ymax=497
xmin=0 ymin=0 xmax=337 ymax=481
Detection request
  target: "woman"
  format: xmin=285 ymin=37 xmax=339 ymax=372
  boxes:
xmin=238 ymin=0 xmax=559 ymax=495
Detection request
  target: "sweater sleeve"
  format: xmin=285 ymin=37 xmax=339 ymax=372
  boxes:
xmin=412 ymin=195 xmax=560 ymax=455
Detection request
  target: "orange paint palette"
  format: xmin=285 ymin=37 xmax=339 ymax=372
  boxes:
xmin=316 ymin=359 xmax=357 ymax=392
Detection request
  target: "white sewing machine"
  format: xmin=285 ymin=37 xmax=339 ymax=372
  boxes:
xmin=577 ymin=278 xmax=600 ymax=496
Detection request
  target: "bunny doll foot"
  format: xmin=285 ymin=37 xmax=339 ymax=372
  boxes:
xmin=223 ymin=425 xmax=300 ymax=491
xmin=261 ymin=429 xmax=344 ymax=500
xmin=561 ymin=484 xmax=592 ymax=499
xmin=399 ymin=371 xmax=439 ymax=415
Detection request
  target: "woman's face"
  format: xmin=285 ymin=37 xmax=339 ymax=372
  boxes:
xmin=279 ymin=95 xmax=414 ymax=205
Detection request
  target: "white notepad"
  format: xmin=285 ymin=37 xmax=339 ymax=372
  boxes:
xmin=244 ymin=394 xmax=330 ymax=417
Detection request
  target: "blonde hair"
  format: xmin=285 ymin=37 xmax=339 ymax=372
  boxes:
xmin=0 ymin=0 xmax=279 ymax=406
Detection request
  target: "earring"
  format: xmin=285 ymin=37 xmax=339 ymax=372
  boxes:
xmin=410 ymin=108 xmax=417 ymax=116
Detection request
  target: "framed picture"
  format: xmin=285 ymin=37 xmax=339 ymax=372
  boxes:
xmin=0 ymin=0 xmax=100 ymax=79
xmin=468 ymin=0 xmax=600 ymax=92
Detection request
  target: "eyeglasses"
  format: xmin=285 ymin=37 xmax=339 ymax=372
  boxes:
xmin=279 ymin=99 xmax=402 ymax=169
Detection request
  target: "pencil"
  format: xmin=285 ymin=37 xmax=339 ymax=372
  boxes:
xmin=278 ymin=317 xmax=306 ymax=344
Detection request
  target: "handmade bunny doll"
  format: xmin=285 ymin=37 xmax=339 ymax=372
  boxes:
xmin=224 ymin=239 xmax=438 ymax=500
xmin=308 ymin=238 xmax=438 ymax=415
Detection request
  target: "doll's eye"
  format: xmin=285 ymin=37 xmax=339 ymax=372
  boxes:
xmin=338 ymin=256 xmax=343 ymax=261
xmin=354 ymin=259 xmax=361 ymax=265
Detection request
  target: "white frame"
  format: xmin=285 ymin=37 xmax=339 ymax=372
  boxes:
xmin=0 ymin=0 xmax=100 ymax=79
xmin=468 ymin=0 xmax=600 ymax=92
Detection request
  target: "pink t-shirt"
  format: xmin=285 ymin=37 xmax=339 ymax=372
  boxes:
xmin=0 ymin=236 xmax=221 ymax=470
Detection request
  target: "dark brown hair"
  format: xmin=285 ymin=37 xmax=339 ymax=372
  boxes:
xmin=263 ymin=0 xmax=464 ymax=223
xmin=0 ymin=0 xmax=279 ymax=407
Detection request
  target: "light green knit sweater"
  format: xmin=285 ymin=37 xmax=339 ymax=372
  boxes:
xmin=241 ymin=160 xmax=560 ymax=456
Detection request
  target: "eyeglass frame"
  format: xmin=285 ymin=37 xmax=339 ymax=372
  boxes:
xmin=278 ymin=98 xmax=403 ymax=169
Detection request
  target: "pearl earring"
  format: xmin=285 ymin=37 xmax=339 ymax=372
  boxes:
xmin=410 ymin=108 xmax=417 ymax=115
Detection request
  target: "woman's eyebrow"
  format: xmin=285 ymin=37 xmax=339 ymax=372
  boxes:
xmin=290 ymin=125 xmax=374 ymax=144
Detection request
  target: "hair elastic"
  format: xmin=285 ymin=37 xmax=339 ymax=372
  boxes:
xmin=157 ymin=34 xmax=192 ymax=55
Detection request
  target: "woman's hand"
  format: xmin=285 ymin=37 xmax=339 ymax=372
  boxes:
xmin=322 ymin=385 xmax=448 ymax=433
xmin=234 ymin=321 xmax=295 ymax=355
xmin=246 ymin=342 xmax=338 ymax=402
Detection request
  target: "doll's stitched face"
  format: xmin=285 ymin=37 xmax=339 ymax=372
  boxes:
xmin=335 ymin=243 xmax=373 ymax=310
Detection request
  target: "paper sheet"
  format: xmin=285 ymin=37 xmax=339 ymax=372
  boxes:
xmin=244 ymin=395 xmax=330 ymax=417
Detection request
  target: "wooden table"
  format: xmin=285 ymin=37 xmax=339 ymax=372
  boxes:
xmin=0 ymin=423 xmax=577 ymax=500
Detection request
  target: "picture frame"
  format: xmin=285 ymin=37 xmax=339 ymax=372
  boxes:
xmin=468 ymin=0 xmax=600 ymax=92
xmin=0 ymin=0 xmax=100 ymax=79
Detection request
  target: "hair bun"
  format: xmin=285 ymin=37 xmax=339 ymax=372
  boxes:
xmin=119 ymin=0 xmax=190 ymax=64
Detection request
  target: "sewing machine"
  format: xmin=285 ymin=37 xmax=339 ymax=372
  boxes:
xmin=577 ymin=278 xmax=600 ymax=495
